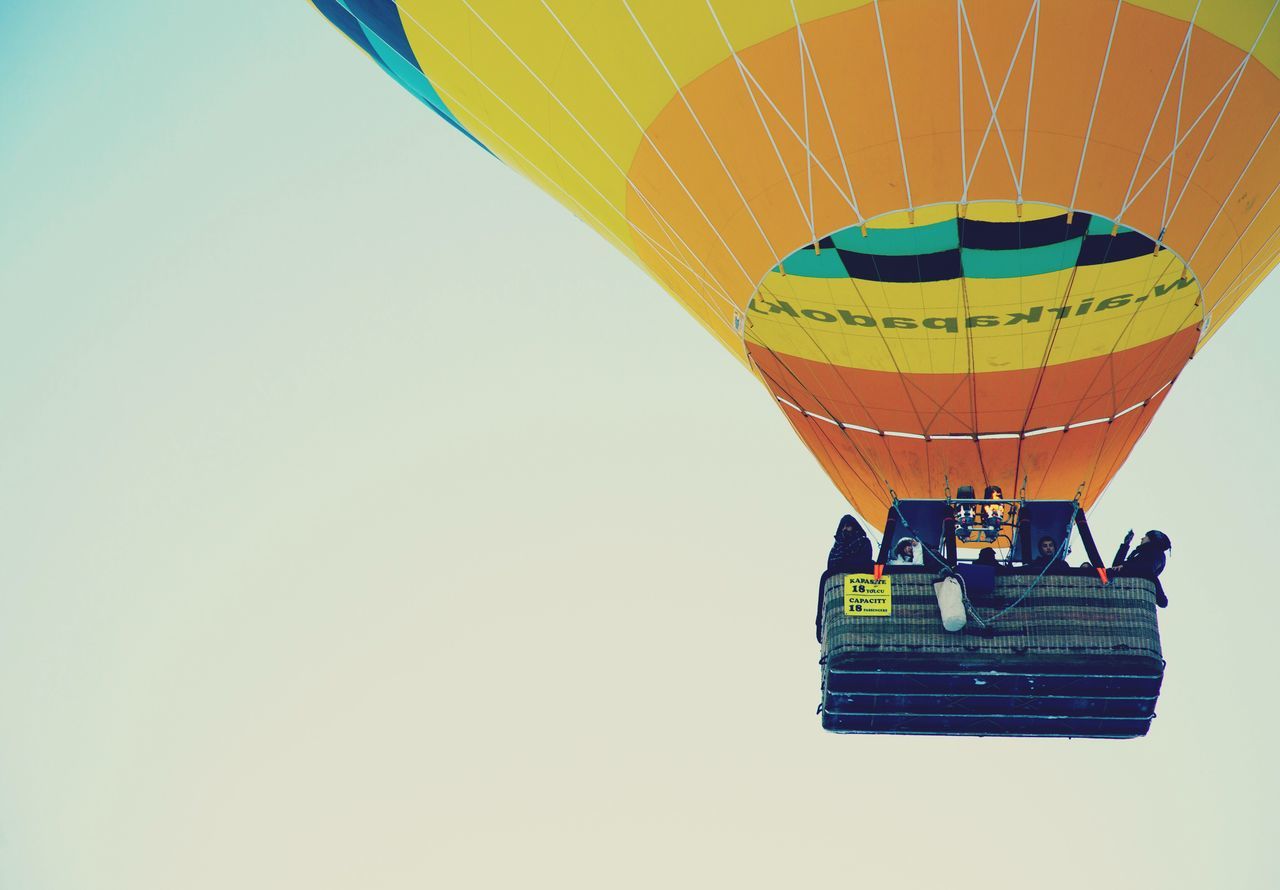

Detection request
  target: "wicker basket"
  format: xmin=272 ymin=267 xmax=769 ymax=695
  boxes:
xmin=820 ymin=570 xmax=1164 ymax=737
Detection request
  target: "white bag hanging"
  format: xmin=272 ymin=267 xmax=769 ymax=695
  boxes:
xmin=933 ymin=576 xmax=968 ymax=632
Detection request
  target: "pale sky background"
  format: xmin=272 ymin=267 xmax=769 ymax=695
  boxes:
xmin=2 ymin=3 xmax=1279 ymax=889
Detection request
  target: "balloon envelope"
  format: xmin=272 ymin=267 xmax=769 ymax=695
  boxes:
xmin=309 ymin=0 xmax=1280 ymax=524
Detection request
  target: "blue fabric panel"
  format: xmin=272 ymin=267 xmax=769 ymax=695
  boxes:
xmin=841 ymin=249 xmax=964 ymax=283
xmin=310 ymin=0 xmax=379 ymax=59
xmin=342 ymin=0 xmax=419 ymax=69
xmin=959 ymin=213 xmax=1089 ymax=250
xmin=1077 ymin=231 xmax=1158 ymax=265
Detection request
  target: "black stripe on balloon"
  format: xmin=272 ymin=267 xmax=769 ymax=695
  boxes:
xmin=839 ymin=249 xmax=964 ymax=283
xmin=1077 ymin=231 xmax=1159 ymax=265
xmin=958 ymin=213 xmax=1092 ymax=250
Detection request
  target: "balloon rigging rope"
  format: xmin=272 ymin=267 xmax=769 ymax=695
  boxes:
xmin=791 ymin=0 xmax=864 ymax=223
xmin=627 ymin=0 xmax=867 ymax=249
xmin=872 ymin=0 xmax=914 ymax=214
xmin=452 ymin=0 xmax=767 ymax=294
xmin=1018 ymin=235 xmax=1154 ymax=498
xmin=421 ymin=79 xmax=739 ymax=329
xmin=384 ymin=3 xmax=746 ymax=320
xmin=753 ymin=337 xmax=905 ymax=493
xmin=333 ymin=0 xmax=748 ymax=334
xmin=1188 ymin=105 xmax=1280 ymax=265
xmin=1165 ymin=0 xmax=1280 ymax=232
xmin=1160 ymin=22 xmax=1194 ymax=232
xmin=540 ymin=0 xmax=780 ymax=304
xmin=1014 ymin=205 xmax=1178 ymax=496
xmin=704 ymin=0 xmax=816 ymax=244
xmin=1201 ymin=179 xmax=1280 ymax=295
xmin=754 ymin=267 xmax=963 ymax=437
xmin=1208 ymin=211 xmax=1280 ymax=318
xmin=956 ymin=0 xmax=967 ymax=203
xmin=1084 ymin=397 xmax=1158 ymax=506
xmin=1016 ymin=262 xmax=1080 ymax=434
xmin=1016 ymin=0 xmax=1041 ymax=202
xmin=1117 ymin=3 xmax=1201 ymax=231
xmin=842 ymin=217 xmax=976 ymax=433
xmin=798 ymin=12 xmax=815 ymax=242
xmin=957 ymin=0 xmax=1031 ymax=197
xmin=804 ymin=410 xmax=898 ymax=510
xmin=385 ymin=0 xmax=761 ymax=324
xmin=957 ymin=275 xmax=991 ymax=485
xmin=712 ymin=26 xmax=866 ymax=217
xmin=752 ymin=353 xmax=898 ymax=503
xmin=1120 ymin=53 xmax=1263 ymax=221
xmin=620 ymin=0 xmax=792 ymax=278
xmin=1069 ymin=0 xmax=1123 ymax=217
xmin=1064 ymin=255 xmax=1196 ymax=503
xmin=1052 ymin=250 xmax=1180 ymax=498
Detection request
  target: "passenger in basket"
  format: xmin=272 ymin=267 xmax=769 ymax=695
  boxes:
xmin=1028 ymin=536 xmax=1070 ymax=573
xmin=827 ymin=514 xmax=873 ymax=574
xmin=817 ymin=515 xmax=874 ymax=643
xmin=889 ymin=537 xmax=922 ymax=565
xmin=1113 ymin=530 xmax=1172 ymax=608
xmin=976 ymin=547 xmax=1000 ymax=568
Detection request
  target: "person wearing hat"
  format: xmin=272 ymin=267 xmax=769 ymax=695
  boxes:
xmin=827 ymin=514 xmax=873 ymax=574
xmin=1113 ymin=530 xmax=1173 ymax=607
xmin=817 ymin=515 xmax=874 ymax=642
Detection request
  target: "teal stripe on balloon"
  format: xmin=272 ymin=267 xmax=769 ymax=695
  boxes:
xmin=961 ymin=239 xmax=1084 ymax=279
xmin=830 ymin=219 xmax=959 ymax=255
xmin=361 ymin=25 xmax=455 ymax=121
xmin=1086 ymin=215 xmax=1134 ymax=236
xmin=774 ymin=247 xmax=850 ymax=278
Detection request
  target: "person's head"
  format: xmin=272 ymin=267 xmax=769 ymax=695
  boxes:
xmin=977 ymin=547 xmax=997 ymax=565
xmin=1143 ymin=530 xmax=1172 ymax=552
xmin=835 ymin=515 xmax=862 ymax=542
xmin=895 ymin=538 xmax=916 ymax=558
xmin=1038 ymin=536 xmax=1058 ymax=557
xmin=984 ymin=485 xmax=1003 ymax=500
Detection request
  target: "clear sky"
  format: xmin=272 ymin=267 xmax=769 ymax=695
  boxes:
xmin=2 ymin=3 xmax=1278 ymax=888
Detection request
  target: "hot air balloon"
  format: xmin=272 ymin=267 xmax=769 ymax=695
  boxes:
xmin=307 ymin=0 xmax=1279 ymax=522
xmin=307 ymin=0 xmax=1277 ymax=736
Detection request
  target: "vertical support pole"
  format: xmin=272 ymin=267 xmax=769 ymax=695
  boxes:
xmin=1075 ymin=509 xmax=1109 ymax=584
xmin=1019 ymin=513 xmax=1033 ymax=565
xmin=943 ymin=516 xmax=958 ymax=567
xmin=875 ymin=510 xmax=898 ymax=581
